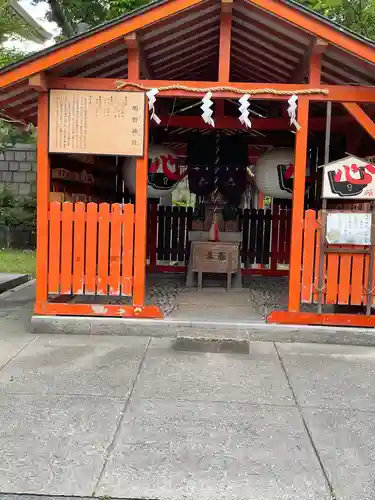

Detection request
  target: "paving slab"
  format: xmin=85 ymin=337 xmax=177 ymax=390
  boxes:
xmin=0 ymin=335 xmax=149 ymax=397
xmin=0 ymin=336 xmax=35 ymax=369
xmin=96 ymin=398 xmax=330 ymax=500
xmin=303 ymin=408 xmax=375 ymax=500
xmin=0 ymin=273 xmax=30 ymax=293
xmin=0 ymin=393 xmax=122 ymax=496
xmin=277 ymin=343 xmax=375 ymax=411
xmin=0 ymin=281 xmax=35 ymax=335
xmin=133 ymin=339 xmax=294 ymax=405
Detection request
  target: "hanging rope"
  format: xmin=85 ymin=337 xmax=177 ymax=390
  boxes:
xmin=115 ymin=81 xmax=329 ymax=96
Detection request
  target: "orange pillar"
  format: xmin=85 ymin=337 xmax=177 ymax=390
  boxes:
xmin=288 ymin=97 xmax=309 ymax=312
xmin=258 ymin=192 xmax=264 ymax=209
xmin=133 ymin=101 xmax=149 ymax=307
xmin=35 ymin=92 xmax=50 ymax=314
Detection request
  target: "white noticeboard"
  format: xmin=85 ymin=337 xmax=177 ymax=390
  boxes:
xmin=49 ymin=89 xmax=145 ymax=157
xmin=326 ymin=212 xmax=372 ymax=245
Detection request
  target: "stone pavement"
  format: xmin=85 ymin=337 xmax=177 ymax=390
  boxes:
xmin=0 ymin=326 xmax=375 ymax=499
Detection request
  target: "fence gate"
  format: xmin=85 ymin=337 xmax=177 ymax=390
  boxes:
xmin=40 ymin=202 xmax=162 ymax=318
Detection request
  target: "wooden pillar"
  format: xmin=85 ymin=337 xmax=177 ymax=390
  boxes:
xmin=288 ymin=97 xmax=309 ymax=312
xmin=258 ymin=192 xmax=264 ymax=209
xmin=218 ymin=0 xmax=233 ymax=82
xmin=133 ymin=101 xmax=149 ymax=307
xmin=35 ymin=92 xmax=50 ymax=314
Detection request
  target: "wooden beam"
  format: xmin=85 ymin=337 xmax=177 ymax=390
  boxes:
xmin=288 ymin=97 xmax=309 ymax=313
xmin=221 ymin=0 xmax=233 ymax=13
xmin=34 ymin=92 xmax=50 ymax=315
xmin=0 ymin=0 xmax=202 ymax=88
xmin=218 ymin=0 xmax=233 ymax=81
xmin=28 ymin=72 xmax=48 ymax=92
xmin=293 ymin=38 xmax=327 ymax=83
xmin=127 ymin=45 xmax=140 ymax=80
xmin=49 ymin=78 xmax=375 ymax=102
xmin=154 ymin=114 xmax=350 ymax=131
xmin=342 ymin=102 xmax=375 ymax=141
xmin=247 ymin=0 xmax=375 ymax=65
xmin=124 ymin=33 xmax=137 ymax=49
xmin=309 ymin=39 xmax=327 ymax=86
xmin=124 ymin=32 xmax=152 ymax=78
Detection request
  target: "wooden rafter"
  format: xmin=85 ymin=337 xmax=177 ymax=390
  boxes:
xmin=309 ymin=39 xmax=327 ymax=85
xmin=49 ymin=78 xmax=375 ymax=102
xmin=0 ymin=0 xmax=202 ymax=88
xmin=247 ymin=0 xmax=375 ymax=64
xmin=342 ymin=102 xmax=375 ymax=141
xmin=0 ymin=0 xmax=373 ymax=91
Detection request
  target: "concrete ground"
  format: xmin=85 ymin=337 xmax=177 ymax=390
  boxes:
xmin=2 ymin=282 xmax=375 ymax=499
xmin=1 ymin=326 xmax=375 ymax=498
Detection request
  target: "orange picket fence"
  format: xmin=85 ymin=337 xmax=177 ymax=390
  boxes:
xmin=301 ymin=210 xmax=374 ymax=306
xmin=47 ymin=202 xmax=135 ymax=297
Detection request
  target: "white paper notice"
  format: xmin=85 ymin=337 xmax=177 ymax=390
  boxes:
xmin=326 ymin=212 xmax=372 ymax=245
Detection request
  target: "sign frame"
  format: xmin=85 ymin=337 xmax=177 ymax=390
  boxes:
xmin=325 ymin=211 xmax=373 ymax=246
xmin=321 ymin=155 xmax=375 ymax=200
xmin=48 ymin=89 xmax=146 ymax=158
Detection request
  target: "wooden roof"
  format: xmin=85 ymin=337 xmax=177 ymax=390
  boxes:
xmin=0 ymin=0 xmax=375 ymax=124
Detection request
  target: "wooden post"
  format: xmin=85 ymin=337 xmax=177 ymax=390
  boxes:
xmin=218 ymin=0 xmax=233 ymax=82
xmin=288 ymin=97 xmax=309 ymax=312
xmin=125 ymin=33 xmax=141 ymax=80
xmin=133 ymin=100 xmax=149 ymax=307
xmin=35 ymin=92 xmax=50 ymax=314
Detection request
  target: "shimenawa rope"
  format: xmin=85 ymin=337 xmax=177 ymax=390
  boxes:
xmin=115 ymin=81 xmax=329 ymax=96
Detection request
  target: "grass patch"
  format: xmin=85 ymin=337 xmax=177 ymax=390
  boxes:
xmin=0 ymin=249 xmax=36 ymax=277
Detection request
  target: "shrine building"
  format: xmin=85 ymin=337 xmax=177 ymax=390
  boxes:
xmin=1 ymin=0 xmax=375 ymax=329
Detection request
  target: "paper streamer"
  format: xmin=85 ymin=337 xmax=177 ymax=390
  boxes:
xmin=287 ymin=95 xmax=301 ymax=131
xmin=146 ymin=88 xmax=161 ymax=124
xmin=238 ymin=94 xmax=252 ymax=128
xmin=201 ymin=91 xmax=215 ymax=127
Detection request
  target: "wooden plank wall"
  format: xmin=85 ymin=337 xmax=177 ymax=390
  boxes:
xmin=48 ymin=202 xmax=134 ymax=296
xmin=147 ymin=205 xmax=292 ymax=269
xmin=301 ymin=209 xmax=374 ymax=306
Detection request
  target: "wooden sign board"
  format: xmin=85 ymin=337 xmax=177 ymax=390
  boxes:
xmin=326 ymin=212 xmax=372 ymax=245
xmin=322 ymin=155 xmax=375 ymax=200
xmin=49 ymin=89 xmax=145 ymax=157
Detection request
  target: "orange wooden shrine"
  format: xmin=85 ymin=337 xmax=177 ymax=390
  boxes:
xmin=1 ymin=0 xmax=375 ymax=326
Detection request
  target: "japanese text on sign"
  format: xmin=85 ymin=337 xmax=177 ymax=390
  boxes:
xmin=49 ymin=90 xmax=145 ymax=157
xmin=326 ymin=212 xmax=372 ymax=245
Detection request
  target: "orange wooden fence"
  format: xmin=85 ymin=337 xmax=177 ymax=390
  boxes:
xmin=48 ymin=202 xmax=134 ymax=296
xmin=301 ymin=210 xmax=375 ymax=306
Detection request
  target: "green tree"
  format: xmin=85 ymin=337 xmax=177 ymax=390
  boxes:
xmin=297 ymin=0 xmax=375 ymax=39
xmin=32 ymin=0 xmax=152 ymax=38
xmin=31 ymin=0 xmax=375 ymax=40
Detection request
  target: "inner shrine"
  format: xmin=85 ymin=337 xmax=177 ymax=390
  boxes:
xmin=1 ymin=0 xmax=375 ymax=328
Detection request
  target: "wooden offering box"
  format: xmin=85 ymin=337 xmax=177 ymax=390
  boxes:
xmin=187 ymin=241 xmax=241 ymax=291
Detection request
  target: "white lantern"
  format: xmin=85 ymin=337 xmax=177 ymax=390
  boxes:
xmin=254 ymin=148 xmax=295 ymax=199
xmin=122 ymin=145 xmax=182 ymax=198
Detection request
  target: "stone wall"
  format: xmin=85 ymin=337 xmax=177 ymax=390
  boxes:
xmin=0 ymin=144 xmax=37 ymax=196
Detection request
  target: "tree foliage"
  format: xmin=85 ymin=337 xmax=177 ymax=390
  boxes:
xmin=31 ymin=0 xmax=152 ymax=38
xmin=297 ymin=0 xmax=375 ymax=39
